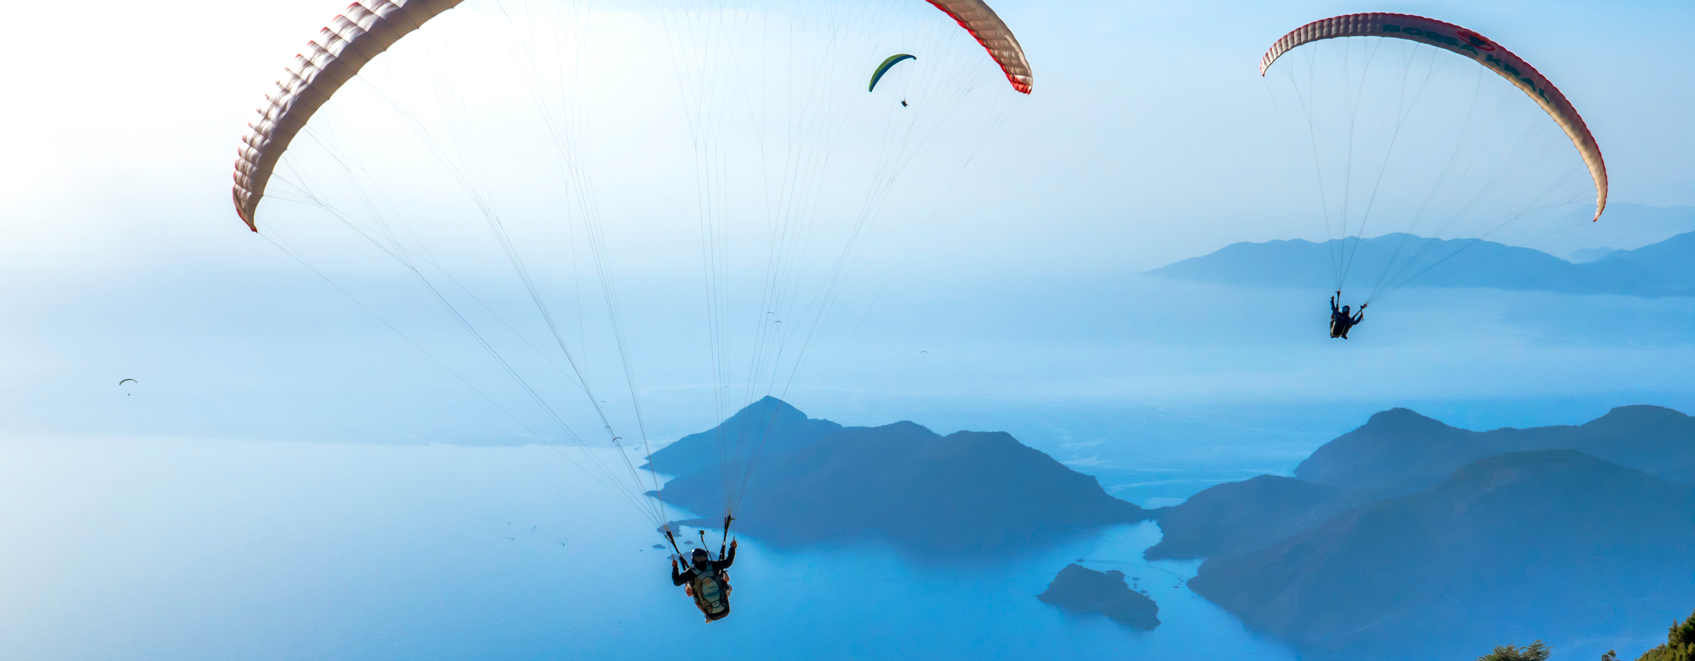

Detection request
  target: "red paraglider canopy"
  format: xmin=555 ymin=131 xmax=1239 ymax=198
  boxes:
xmin=1259 ymin=12 xmax=1606 ymax=221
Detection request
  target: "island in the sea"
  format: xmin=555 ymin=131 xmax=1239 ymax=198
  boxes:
xmin=1037 ymin=563 xmax=1160 ymax=631
xmin=650 ymin=397 xmax=1149 ymax=555
xmin=1154 ymin=405 xmax=1695 ymax=661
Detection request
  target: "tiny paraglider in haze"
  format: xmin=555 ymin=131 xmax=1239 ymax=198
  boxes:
xmin=118 ymin=378 xmax=137 ymax=396
xmin=869 ymin=53 xmax=916 ymax=93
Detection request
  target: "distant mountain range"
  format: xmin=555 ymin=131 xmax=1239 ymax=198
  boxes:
xmin=654 ymin=397 xmax=1148 ymax=554
xmin=1295 ymin=405 xmax=1695 ymax=501
xmin=1606 ymin=230 xmax=1695 ymax=290
xmin=1145 ymin=231 xmax=1695 ymax=297
xmin=1151 ymin=405 xmax=1695 ymax=661
xmin=1566 ymin=246 xmax=1619 ymax=263
xmin=1546 ymin=203 xmax=1695 ymax=257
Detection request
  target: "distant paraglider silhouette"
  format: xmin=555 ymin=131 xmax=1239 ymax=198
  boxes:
xmin=118 ymin=378 xmax=137 ymax=395
xmin=869 ymin=53 xmax=916 ymax=92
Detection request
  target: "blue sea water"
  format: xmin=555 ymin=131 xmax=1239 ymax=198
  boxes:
xmin=6 ymin=281 xmax=1692 ymax=659
xmin=0 ymin=438 xmax=1293 ymax=660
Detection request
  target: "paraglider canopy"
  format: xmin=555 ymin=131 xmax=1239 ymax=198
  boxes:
xmin=870 ymin=54 xmax=916 ymax=92
xmin=1257 ymin=12 xmax=1609 ymax=306
xmin=230 ymin=0 xmax=1034 ymax=229
xmin=1259 ymin=12 xmax=1607 ymax=222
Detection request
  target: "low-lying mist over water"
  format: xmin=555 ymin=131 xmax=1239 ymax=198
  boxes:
xmin=10 ymin=267 xmax=1692 ymax=448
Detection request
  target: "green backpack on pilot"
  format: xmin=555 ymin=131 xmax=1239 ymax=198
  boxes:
xmin=693 ymin=569 xmax=729 ymax=615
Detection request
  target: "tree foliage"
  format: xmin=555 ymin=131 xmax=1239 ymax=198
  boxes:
xmin=1637 ymin=608 xmax=1695 ymax=661
xmin=1478 ymin=641 xmax=1551 ymax=661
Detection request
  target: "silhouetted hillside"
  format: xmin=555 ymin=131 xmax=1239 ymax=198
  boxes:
xmin=1555 ymin=405 xmax=1695 ymax=479
xmin=1145 ymin=475 xmax=1343 ymax=560
xmin=1567 ymin=246 xmax=1618 ymax=263
xmin=1296 ymin=405 xmax=1695 ymax=500
xmin=1604 ymin=231 xmax=1695 ymax=290
xmin=658 ymin=401 xmax=1147 ymax=554
xmin=1153 ymin=404 xmax=1694 ymax=563
xmin=643 ymin=396 xmax=842 ymax=475
xmin=1144 ymin=233 xmax=1678 ymax=296
xmin=1038 ymin=564 xmax=1160 ymax=630
xmin=1295 ymin=407 xmax=1503 ymax=500
xmin=1188 ymin=450 xmax=1695 ymax=661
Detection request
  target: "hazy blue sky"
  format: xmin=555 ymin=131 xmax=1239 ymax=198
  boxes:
xmin=2 ymin=0 xmax=1692 ymax=450
xmin=5 ymin=0 xmax=1691 ymax=272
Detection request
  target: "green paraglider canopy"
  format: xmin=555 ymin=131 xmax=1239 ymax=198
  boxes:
xmin=869 ymin=53 xmax=916 ymax=92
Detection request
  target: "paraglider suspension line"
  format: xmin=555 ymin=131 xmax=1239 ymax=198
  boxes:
xmin=663 ymin=527 xmax=686 ymax=560
xmin=719 ymin=514 xmax=734 ymax=559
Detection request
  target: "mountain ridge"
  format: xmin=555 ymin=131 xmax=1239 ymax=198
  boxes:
xmin=642 ymin=396 xmax=842 ymax=475
xmin=1187 ymin=450 xmax=1695 ymax=661
xmin=1145 ymin=231 xmax=1695 ymax=297
xmin=656 ymin=398 xmax=1149 ymax=554
xmin=1152 ymin=404 xmax=1695 ymax=562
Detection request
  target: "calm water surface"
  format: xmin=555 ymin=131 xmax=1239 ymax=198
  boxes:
xmin=0 ymin=438 xmax=1293 ymax=660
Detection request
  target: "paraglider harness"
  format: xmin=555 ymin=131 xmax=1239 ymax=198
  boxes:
xmin=691 ymin=564 xmax=730 ymax=618
xmin=666 ymin=516 xmax=735 ymax=621
xmin=1330 ymin=292 xmax=1365 ymax=339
